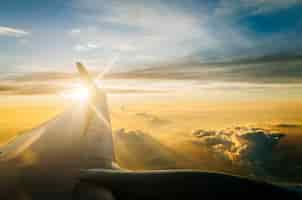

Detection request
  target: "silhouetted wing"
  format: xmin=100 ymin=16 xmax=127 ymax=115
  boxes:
xmin=0 ymin=63 xmax=115 ymax=169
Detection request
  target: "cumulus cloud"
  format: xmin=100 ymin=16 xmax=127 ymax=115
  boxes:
xmin=192 ymin=127 xmax=285 ymax=169
xmin=112 ymin=126 xmax=301 ymax=180
xmin=0 ymin=26 xmax=29 ymax=37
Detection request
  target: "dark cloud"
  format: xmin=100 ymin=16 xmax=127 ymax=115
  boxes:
xmin=0 ymin=83 xmax=163 ymax=95
xmin=106 ymin=55 xmax=302 ymax=83
xmin=239 ymin=130 xmax=285 ymax=163
xmin=0 ymin=84 xmax=18 ymax=91
xmin=107 ymin=89 xmax=164 ymax=94
xmin=275 ymin=124 xmax=302 ymax=128
xmin=4 ymin=71 xmax=104 ymax=82
xmin=0 ymin=83 xmax=70 ymax=95
xmin=214 ymin=0 xmax=302 ymax=17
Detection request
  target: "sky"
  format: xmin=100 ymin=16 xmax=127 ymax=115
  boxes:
xmin=1 ymin=0 xmax=302 ymax=75
xmin=1 ymin=1 xmax=302 ymax=182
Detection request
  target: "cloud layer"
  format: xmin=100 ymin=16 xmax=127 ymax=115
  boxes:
xmin=70 ymin=0 xmax=259 ymax=67
xmin=0 ymin=26 xmax=29 ymax=37
xmin=113 ymin=125 xmax=291 ymax=179
xmin=69 ymin=0 xmax=302 ymax=68
xmin=107 ymin=55 xmax=302 ymax=83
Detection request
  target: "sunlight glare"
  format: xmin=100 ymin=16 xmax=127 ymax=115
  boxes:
xmin=65 ymin=86 xmax=90 ymax=102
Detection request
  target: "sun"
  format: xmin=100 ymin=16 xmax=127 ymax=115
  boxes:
xmin=64 ymin=86 xmax=90 ymax=102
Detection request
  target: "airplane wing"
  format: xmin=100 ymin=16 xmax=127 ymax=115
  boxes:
xmin=0 ymin=63 xmax=118 ymax=200
xmin=75 ymin=169 xmax=302 ymax=200
xmin=0 ymin=113 xmax=61 ymax=162
xmin=0 ymin=63 xmax=115 ymax=170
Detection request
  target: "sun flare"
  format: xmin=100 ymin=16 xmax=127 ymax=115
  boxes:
xmin=64 ymin=86 xmax=90 ymax=102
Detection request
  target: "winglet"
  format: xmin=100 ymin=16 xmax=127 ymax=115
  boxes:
xmin=76 ymin=62 xmax=93 ymax=84
xmin=75 ymin=62 xmax=115 ymax=163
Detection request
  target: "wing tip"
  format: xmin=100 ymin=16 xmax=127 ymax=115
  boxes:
xmin=76 ymin=62 xmax=84 ymax=71
xmin=76 ymin=62 xmax=90 ymax=77
xmin=76 ymin=61 xmax=83 ymax=67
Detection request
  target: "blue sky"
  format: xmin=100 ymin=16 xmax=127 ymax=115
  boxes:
xmin=0 ymin=0 xmax=302 ymax=74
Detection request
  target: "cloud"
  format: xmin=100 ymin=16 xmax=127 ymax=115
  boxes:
xmin=135 ymin=112 xmax=170 ymax=126
xmin=112 ymin=126 xmax=301 ymax=180
xmin=70 ymin=0 xmax=253 ymax=67
xmin=0 ymin=82 xmax=70 ymax=95
xmin=0 ymin=79 xmax=163 ymax=95
xmin=0 ymin=1 xmax=300 ymax=78
xmin=10 ymin=72 xmax=78 ymax=82
xmin=215 ymin=0 xmax=302 ymax=16
xmin=114 ymin=128 xmax=179 ymax=169
xmin=70 ymin=29 xmax=81 ymax=34
xmin=0 ymin=26 xmax=29 ymax=37
xmin=74 ymin=43 xmax=100 ymax=52
xmin=107 ymin=55 xmax=302 ymax=83
xmin=192 ymin=127 xmax=286 ymax=173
